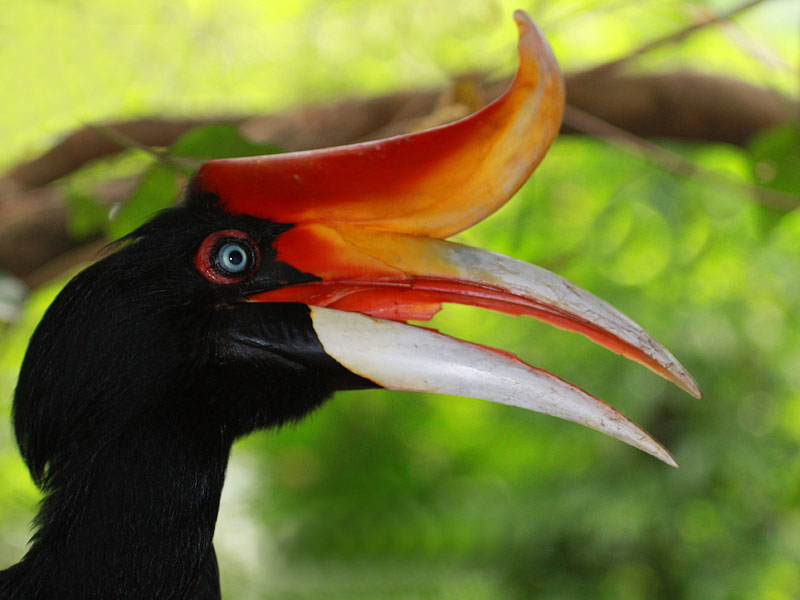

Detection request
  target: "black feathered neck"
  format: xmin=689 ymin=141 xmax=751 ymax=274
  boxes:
xmin=2 ymin=205 xmax=333 ymax=598
xmin=3 ymin=407 xmax=229 ymax=599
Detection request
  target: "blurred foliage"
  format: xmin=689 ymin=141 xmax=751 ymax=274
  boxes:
xmin=749 ymin=122 xmax=800 ymax=197
xmin=2 ymin=1 xmax=800 ymax=599
xmin=2 ymin=0 xmax=799 ymax=169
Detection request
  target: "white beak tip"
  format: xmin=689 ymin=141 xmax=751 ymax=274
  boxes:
xmin=647 ymin=443 xmax=679 ymax=468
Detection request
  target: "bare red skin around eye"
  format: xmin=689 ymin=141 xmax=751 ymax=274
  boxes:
xmin=194 ymin=229 xmax=260 ymax=285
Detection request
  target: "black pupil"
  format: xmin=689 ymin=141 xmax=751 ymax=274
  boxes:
xmin=228 ymin=250 xmax=243 ymax=265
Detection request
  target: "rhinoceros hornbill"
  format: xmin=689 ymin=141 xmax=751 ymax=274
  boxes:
xmin=0 ymin=11 xmax=699 ymax=599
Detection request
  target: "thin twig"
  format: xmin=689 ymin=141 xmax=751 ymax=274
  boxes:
xmin=542 ymin=0 xmax=646 ymax=31
xmin=573 ymin=0 xmax=771 ymax=81
xmin=84 ymin=123 xmax=199 ymax=175
xmin=563 ymin=104 xmax=800 ymax=212
xmin=689 ymin=4 xmax=794 ymax=74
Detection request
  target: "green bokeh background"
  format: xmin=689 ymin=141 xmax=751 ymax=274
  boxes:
xmin=1 ymin=1 xmax=799 ymax=598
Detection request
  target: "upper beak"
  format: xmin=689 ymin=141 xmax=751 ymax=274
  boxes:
xmin=192 ymin=11 xmax=699 ymax=466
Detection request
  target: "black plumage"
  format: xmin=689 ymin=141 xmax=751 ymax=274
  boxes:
xmin=1 ymin=201 xmax=371 ymax=599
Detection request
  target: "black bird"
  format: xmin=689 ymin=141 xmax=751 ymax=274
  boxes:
xmin=0 ymin=12 xmax=699 ymax=599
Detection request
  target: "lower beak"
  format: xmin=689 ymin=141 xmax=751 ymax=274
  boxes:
xmin=248 ymin=223 xmax=699 ymax=466
xmin=306 ymin=306 xmax=678 ymax=467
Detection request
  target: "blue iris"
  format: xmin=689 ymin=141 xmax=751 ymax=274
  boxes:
xmin=217 ymin=242 xmax=249 ymax=274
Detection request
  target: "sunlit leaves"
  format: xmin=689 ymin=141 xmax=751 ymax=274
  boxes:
xmin=65 ymin=189 xmax=110 ymax=239
xmin=749 ymin=121 xmax=800 ymax=196
xmin=58 ymin=123 xmax=285 ymax=242
xmin=107 ymin=165 xmax=178 ymax=239
xmin=169 ymin=123 xmax=282 ymax=160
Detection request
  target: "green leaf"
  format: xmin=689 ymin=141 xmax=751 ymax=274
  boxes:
xmin=748 ymin=121 xmax=800 ymax=196
xmin=64 ymin=188 xmax=109 ymax=239
xmin=107 ymin=166 xmax=178 ymax=240
xmin=168 ymin=123 xmax=283 ymax=160
xmin=104 ymin=125 xmax=282 ymax=242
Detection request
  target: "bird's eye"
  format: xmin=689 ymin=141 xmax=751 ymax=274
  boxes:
xmin=217 ymin=242 xmax=250 ymax=274
xmin=195 ymin=229 xmax=260 ymax=285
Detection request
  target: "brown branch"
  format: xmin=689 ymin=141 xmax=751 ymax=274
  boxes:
xmin=0 ymin=70 xmax=797 ymax=289
xmin=4 ymin=71 xmax=796 ymax=193
xmin=23 ymin=240 xmax=111 ymax=291
xmin=4 ymin=118 xmax=229 ymax=190
xmin=0 ymin=179 xmax=134 ymax=285
xmin=563 ymin=71 xmax=796 ymax=146
xmin=2 ymin=89 xmax=442 ymax=191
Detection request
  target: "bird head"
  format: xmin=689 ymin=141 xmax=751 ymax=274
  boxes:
xmin=14 ymin=12 xmax=699 ymax=493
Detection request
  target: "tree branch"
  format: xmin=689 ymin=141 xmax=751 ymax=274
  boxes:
xmin=0 ymin=71 xmax=796 ymax=288
xmin=4 ymin=71 xmax=796 ymax=192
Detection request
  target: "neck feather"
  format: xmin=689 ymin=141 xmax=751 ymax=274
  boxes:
xmin=5 ymin=410 xmax=231 ymax=600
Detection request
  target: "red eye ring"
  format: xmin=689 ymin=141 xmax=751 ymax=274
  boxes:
xmin=195 ymin=229 xmax=260 ymax=285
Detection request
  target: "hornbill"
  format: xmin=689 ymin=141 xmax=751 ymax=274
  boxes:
xmin=0 ymin=11 xmax=699 ymax=599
